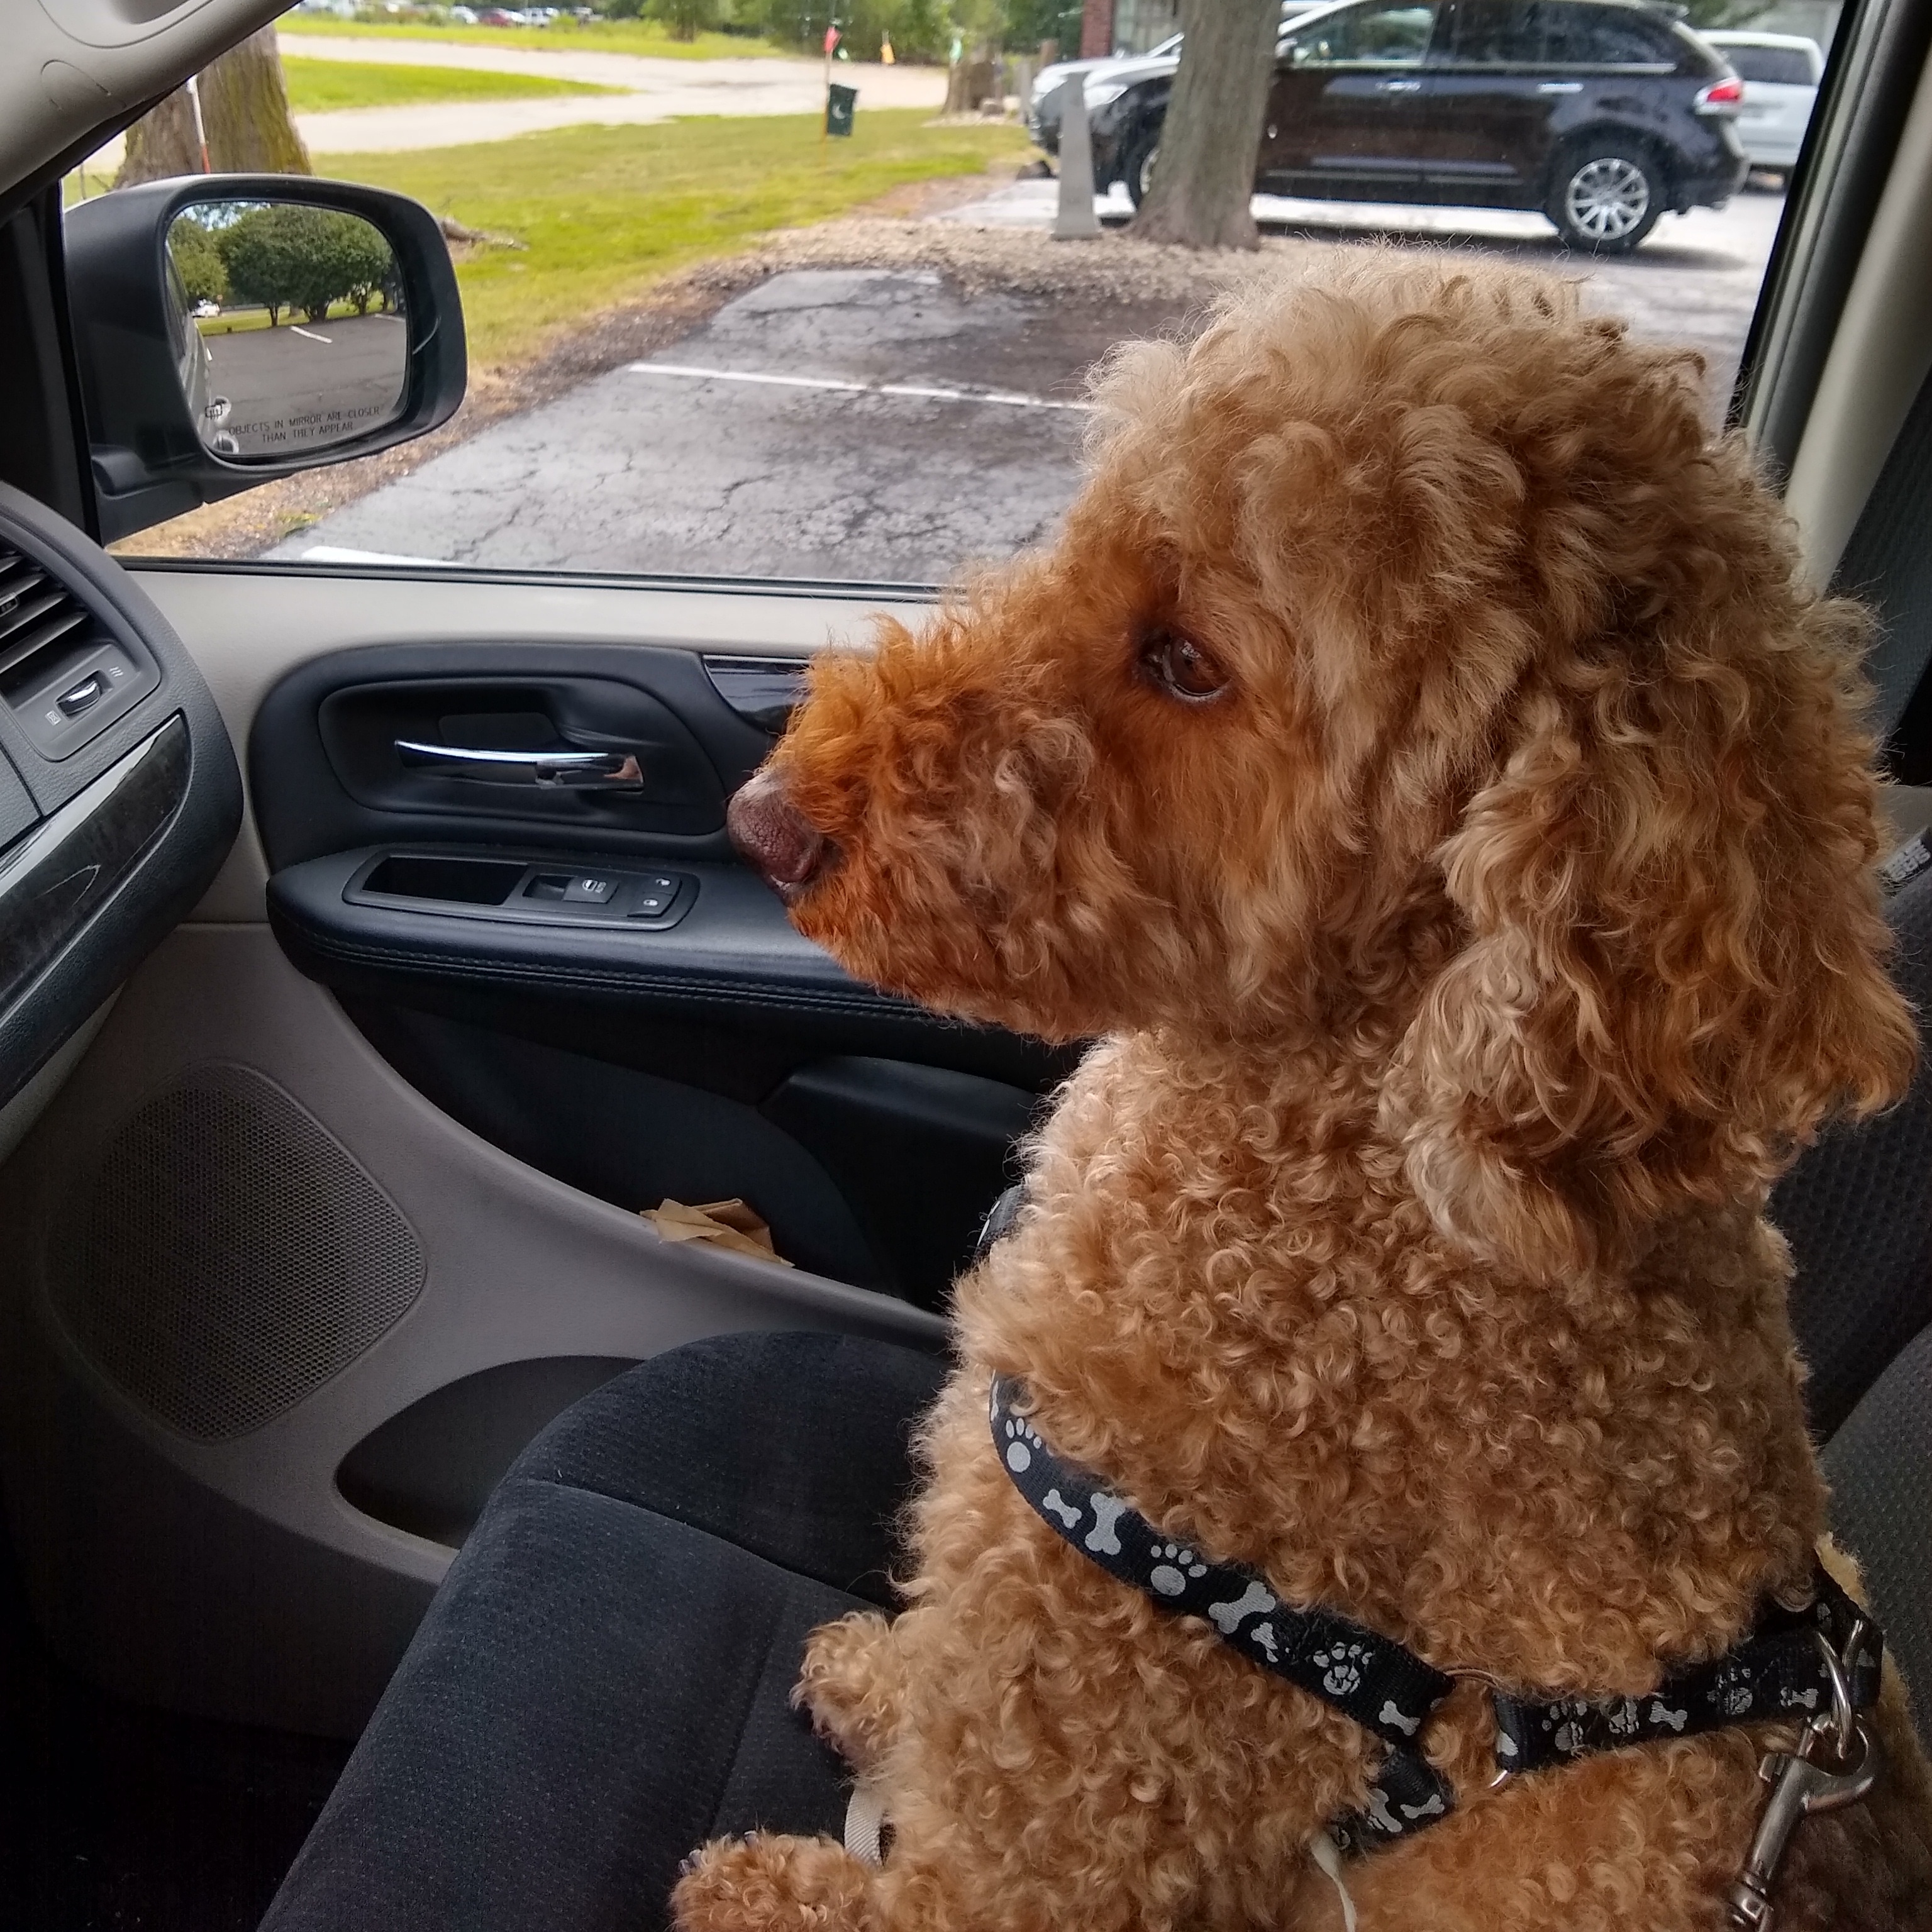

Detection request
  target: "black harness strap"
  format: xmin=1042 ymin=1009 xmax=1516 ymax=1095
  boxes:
xmin=1492 ymin=1570 xmax=1881 ymax=1774
xmin=990 ymin=1375 xmax=1457 ymax=1850
xmin=989 ymin=1374 xmax=1884 ymax=1859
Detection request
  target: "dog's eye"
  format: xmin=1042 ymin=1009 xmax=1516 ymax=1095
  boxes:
xmin=1141 ymin=629 xmax=1228 ymax=703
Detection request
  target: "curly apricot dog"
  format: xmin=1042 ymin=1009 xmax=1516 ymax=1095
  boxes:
xmin=685 ymin=258 xmax=1932 ymax=1931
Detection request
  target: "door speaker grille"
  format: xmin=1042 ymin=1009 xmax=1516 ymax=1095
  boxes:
xmin=49 ymin=1064 xmax=425 ymax=1441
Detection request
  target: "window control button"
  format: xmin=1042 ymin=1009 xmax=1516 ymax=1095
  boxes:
xmin=563 ymin=874 xmax=615 ymax=904
xmin=57 ymin=675 xmax=105 ymax=717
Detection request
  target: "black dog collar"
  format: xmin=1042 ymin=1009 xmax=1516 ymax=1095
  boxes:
xmin=989 ymin=1374 xmax=1882 ymax=1857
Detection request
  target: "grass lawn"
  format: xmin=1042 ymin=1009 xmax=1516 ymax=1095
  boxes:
xmin=282 ymin=53 xmax=620 ymax=111
xmin=193 ymin=299 xmax=395 ymax=335
xmin=279 ymin=17 xmax=791 ymax=60
xmin=330 ymin=109 xmax=1031 ymax=369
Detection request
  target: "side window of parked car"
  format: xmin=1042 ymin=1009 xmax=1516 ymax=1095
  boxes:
xmin=1727 ymin=46 xmax=1821 ymax=86
xmin=1443 ymin=0 xmax=1548 ymax=66
xmin=1543 ymin=4 xmax=1681 ymax=69
xmin=1292 ymin=1 xmax=1443 ymax=66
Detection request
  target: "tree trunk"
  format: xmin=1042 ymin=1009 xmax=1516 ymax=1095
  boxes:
xmin=1128 ymin=0 xmax=1277 ymax=249
xmin=118 ymin=26 xmax=312 ymax=187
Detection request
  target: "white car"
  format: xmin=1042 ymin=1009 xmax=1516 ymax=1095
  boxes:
xmin=1701 ymin=30 xmax=1824 ymax=177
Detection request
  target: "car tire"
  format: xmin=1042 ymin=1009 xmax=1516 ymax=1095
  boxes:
xmin=1545 ymin=141 xmax=1664 ymax=253
xmin=1121 ymin=128 xmax=1161 ymax=208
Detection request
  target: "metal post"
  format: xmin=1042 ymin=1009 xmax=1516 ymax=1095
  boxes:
xmin=1053 ymin=77 xmax=1102 ymax=239
xmin=184 ymin=72 xmax=211 ymax=173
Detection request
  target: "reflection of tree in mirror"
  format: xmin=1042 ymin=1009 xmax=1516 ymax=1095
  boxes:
xmin=213 ymin=205 xmax=396 ymax=327
xmin=168 ymin=216 xmax=230 ymax=308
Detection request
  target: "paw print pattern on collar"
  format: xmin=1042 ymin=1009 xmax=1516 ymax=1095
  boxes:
xmin=987 ymin=1374 xmax=1886 ymax=1859
xmin=987 ymin=1374 xmax=1458 ymax=1853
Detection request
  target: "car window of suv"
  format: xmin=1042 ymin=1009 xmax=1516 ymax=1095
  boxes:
xmin=1443 ymin=0 xmax=1548 ymax=67
xmin=63 ymin=0 xmax=1843 ymax=583
xmin=1544 ymin=3 xmax=1680 ymax=69
xmin=1295 ymin=2 xmax=1443 ymax=65
xmin=1726 ymin=46 xmax=1820 ymax=86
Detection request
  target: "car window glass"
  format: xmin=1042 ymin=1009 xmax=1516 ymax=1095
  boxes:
xmin=1445 ymin=0 xmax=1546 ymax=65
xmin=68 ymin=0 xmax=1841 ymax=584
xmin=1545 ymin=4 xmax=1679 ymax=67
xmin=1725 ymin=45 xmax=1818 ymax=85
xmin=1292 ymin=2 xmax=1441 ymax=65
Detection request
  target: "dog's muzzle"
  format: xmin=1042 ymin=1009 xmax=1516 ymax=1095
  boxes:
xmin=728 ymin=766 xmax=829 ymax=897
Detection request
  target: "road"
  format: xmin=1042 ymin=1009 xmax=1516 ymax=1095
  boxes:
xmin=275 ymin=31 xmax=947 ymax=155
xmin=274 ymin=269 xmax=1122 ymax=579
xmin=272 ymin=191 xmax=1784 ymax=583
xmin=202 ymin=312 xmax=408 ymax=458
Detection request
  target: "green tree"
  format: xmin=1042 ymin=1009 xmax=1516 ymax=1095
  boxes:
xmin=648 ymin=0 xmax=720 ymax=35
xmin=167 ymin=216 xmax=230 ymax=307
xmin=331 ymin=214 xmax=396 ymax=316
xmin=217 ymin=204 xmax=393 ymax=326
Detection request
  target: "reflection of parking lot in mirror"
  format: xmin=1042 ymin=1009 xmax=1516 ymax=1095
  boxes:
xmin=166 ymin=200 xmax=408 ymax=459
xmin=200 ymin=314 xmax=408 ymax=458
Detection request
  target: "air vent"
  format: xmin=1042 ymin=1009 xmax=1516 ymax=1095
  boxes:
xmin=0 ymin=540 xmax=159 ymax=761
xmin=0 ymin=543 xmax=91 ymax=692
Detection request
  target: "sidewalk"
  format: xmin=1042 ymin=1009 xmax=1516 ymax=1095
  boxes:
xmin=279 ymin=30 xmax=947 ymax=155
xmin=935 ymin=175 xmax=1557 ymax=243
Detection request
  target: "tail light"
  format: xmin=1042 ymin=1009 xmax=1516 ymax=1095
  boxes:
xmin=1694 ymin=74 xmax=1746 ymax=113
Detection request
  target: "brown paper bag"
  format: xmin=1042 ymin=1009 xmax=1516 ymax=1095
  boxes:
xmin=641 ymin=1197 xmax=792 ymax=1267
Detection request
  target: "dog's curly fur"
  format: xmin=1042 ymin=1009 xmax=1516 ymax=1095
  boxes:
xmin=673 ymin=257 xmax=1932 ymax=1931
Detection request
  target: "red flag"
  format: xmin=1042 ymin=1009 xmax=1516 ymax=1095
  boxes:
xmin=824 ymin=24 xmax=840 ymax=53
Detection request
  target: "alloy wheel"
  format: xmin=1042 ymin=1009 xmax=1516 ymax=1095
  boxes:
xmin=1564 ymin=156 xmax=1651 ymax=243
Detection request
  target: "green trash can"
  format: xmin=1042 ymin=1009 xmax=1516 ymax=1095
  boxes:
xmin=826 ymin=82 xmax=857 ymax=137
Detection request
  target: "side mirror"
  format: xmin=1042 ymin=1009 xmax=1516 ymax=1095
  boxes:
xmin=64 ymin=175 xmax=466 ymax=543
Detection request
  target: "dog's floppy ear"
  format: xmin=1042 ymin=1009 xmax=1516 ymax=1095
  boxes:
xmin=1381 ymin=597 xmax=1917 ymax=1285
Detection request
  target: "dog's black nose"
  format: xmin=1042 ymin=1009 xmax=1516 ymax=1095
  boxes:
xmin=728 ymin=766 xmax=827 ymax=895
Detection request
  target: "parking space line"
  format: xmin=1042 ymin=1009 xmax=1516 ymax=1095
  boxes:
xmin=623 ymin=360 xmax=1090 ymax=411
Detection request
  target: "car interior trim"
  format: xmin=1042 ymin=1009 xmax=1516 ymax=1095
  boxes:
xmin=1739 ymin=0 xmax=1932 ymax=490
xmin=1783 ymin=16 xmax=1932 ymax=582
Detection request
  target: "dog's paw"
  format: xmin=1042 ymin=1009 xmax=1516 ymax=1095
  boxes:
xmin=796 ymin=1611 xmax=904 ymax=1772
xmin=1147 ymin=1541 xmax=1209 ymax=1597
xmin=672 ymin=1835 xmax=877 ymax=1932
xmin=1313 ymin=1641 xmax=1368 ymax=1698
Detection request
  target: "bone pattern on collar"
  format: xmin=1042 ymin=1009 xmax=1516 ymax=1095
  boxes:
xmin=987 ymin=1375 xmax=1885 ymax=1858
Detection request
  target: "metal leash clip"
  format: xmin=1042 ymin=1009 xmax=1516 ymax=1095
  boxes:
xmin=1725 ymin=1619 xmax=1883 ymax=1931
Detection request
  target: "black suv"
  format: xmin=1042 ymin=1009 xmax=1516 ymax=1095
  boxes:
xmin=1087 ymin=0 xmax=1749 ymax=251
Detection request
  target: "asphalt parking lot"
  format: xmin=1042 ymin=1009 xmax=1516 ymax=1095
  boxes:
xmin=204 ymin=313 xmax=408 ymax=458
xmin=275 ymin=187 xmax=1786 ymax=585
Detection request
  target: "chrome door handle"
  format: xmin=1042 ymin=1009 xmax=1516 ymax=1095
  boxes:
xmin=1379 ymin=77 xmax=1422 ymax=91
xmin=1538 ymin=80 xmax=1582 ymax=92
xmin=395 ymin=739 xmax=645 ymax=790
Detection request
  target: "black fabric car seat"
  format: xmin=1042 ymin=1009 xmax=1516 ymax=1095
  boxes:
xmin=1771 ymin=848 xmax=1932 ymax=1440
xmin=260 ymin=1331 xmax=946 ymax=1932
xmin=264 ymin=869 xmax=1932 ymax=1929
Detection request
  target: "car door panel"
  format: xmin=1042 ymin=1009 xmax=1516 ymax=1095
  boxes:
xmin=1261 ymin=2 xmax=1446 ymax=192
xmin=0 ymin=917 xmax=946 ymax=1735
xmin=0 ymin=565 xmax=1019 ymax=1741
xmin=252 ymin=630 xmax=1070 ymax=1304
xmin=1424 ymin=0 xmax=1559 ymax=194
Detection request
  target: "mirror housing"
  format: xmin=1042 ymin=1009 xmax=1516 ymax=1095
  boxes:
xmin=64 ymin=175 xmax=466 ymax=543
